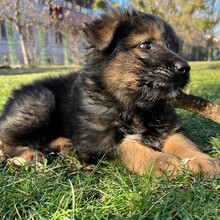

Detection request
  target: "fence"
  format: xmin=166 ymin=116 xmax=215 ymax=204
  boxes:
xmin=0 ymin=39 xmax=78 ymax=66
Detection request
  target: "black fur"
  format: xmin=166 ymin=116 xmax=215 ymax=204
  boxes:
xmin=0 ymin=9 xmax=190 ymax=162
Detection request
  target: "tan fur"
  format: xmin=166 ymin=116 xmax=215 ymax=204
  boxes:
xmin=118 ymin=139 xmax=182 ymax=178
xmin=163 ymin=134 xmax=220 ymax=177
xmin=0 ymin=137 xmax=74 ymax=162
xmin=97 ymin=21 xmax=119 ymax=50
xmin=126 ymin=28 xmax=162 ymax=47
xmin=47 ymin=137 xmax=74 ymax=155
xmin=103 ymin=26 xmax=163 ymax=100
xmin=1 ymin=144 xmax=44 ymax=163
xmin=103 ymin=53 xmax=140 ymax=105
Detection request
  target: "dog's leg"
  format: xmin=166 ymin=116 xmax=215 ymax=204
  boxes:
xmin=163 ymin=133 xmax=220 ymax=177
xmin=0 ymin=137 xmax=74 ymax=166
xmin=0 ymin=87 xmax=59 ymax=165
xmin=118 ymin=139 xmax=182 ymax=178
xmin=47 ymin=137 xmax=74 ymax=156
xmin=0 ymin=143 xmax=45 ymax=166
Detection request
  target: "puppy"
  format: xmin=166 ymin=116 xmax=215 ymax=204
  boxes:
xmin=0 ymin=9 xmax=219 ymax=178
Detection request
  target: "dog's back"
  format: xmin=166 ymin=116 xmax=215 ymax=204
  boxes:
xmin=0 ymin=72 xmax=79 ymax=147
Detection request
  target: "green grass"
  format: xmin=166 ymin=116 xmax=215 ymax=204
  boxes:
xmin=0 ymin=63 xmax=220 ymax=219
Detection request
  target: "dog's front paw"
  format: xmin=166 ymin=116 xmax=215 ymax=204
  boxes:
xmin=182 ymin=154 xmax=220 ymax=178
xmin=153 ymin=153 xmax=182 ymax=178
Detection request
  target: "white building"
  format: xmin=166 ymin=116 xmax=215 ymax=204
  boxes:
xmin=0 ymin=0 xmax=93 ymax=66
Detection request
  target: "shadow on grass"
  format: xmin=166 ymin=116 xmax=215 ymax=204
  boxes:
xmin=181 ymin=82 xmax=220 ymax=145
xmin=178 ymin=110 xmax=220 ymax=148
xmin=0 ymin=66 xmax=78 ymax=76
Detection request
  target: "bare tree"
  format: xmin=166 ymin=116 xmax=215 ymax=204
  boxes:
xmin=50 ymin=7 xmax=91 ymax=65
xmin=0 ymin=0 xmax=51 ymax=66
xmin=0 ymin=0 xmax=90 ymax=66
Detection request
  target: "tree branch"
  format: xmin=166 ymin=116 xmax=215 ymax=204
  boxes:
xmin=173 ymin=91 xmax=220 ymax=124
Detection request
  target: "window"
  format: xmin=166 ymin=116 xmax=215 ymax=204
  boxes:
xmin=0 ymin=20 xmax=7 ymax=39
xmin=66 ymin=0 xmax=73 ymax=9
xmin=62 ymin=1 xmax=67 ymax=7
xmin=75 ymin=4 xmax=81 ymax=12
xmin=49 ymin=3 xmax=63 ymax=20
xmin=44 ymin=28 xmax=49 ymax=44
xmin=55 ymin=32 xmax=63 ymax=44
xmin=38 ymin=0 xmax=45 ymax=4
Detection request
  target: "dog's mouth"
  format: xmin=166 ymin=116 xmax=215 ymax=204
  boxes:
xmin=137 ymin=67 xmax=189 ymax=100
xmin=139 ymin=67 xmax=189 ymax=88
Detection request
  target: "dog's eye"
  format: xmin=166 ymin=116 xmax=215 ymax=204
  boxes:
xmin=139 ymin=41 xmax=152 ymax=50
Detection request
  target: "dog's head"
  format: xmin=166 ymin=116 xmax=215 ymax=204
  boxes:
xmin=84 ymin=9 xmax=190 ymax=108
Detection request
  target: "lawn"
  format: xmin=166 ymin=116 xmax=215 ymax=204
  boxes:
xmin=0 ymin=62 xmax=220 ymax=219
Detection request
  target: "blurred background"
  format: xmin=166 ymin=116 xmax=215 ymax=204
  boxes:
xmin=0 ymin=0 xmax=219 ymax=67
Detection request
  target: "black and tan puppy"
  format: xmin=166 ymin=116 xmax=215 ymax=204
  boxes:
xmin=0 ymin=9 xmax=219 ymax=178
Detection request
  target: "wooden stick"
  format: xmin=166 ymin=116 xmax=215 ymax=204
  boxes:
xmin=173 ymin=92 xmax=220 ymax=124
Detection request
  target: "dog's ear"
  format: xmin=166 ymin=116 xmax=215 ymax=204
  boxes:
xmin=83 ymin=18 xmax=119 ymax=51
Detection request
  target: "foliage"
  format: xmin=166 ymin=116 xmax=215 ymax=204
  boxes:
xmin=0 ymin=62 xmax=220 ymax=219
xmin=93 ymin=0 xmax=120 ymax=9
xmin=94 ymin=0 xmax=220 ymax=60
xmin=131 ymin=0 xmax=219 ymax=48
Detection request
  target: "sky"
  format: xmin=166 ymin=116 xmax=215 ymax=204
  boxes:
xmin=118 ymin=0 xmax=220 ymax=35
xmin=119 ymin=0 xmax=127 ymax=7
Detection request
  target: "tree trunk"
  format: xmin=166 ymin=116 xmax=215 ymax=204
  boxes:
xmin=207 ymin=36 xmax=213 ymax=61
xmin=206 ymin=0 xmax=216 ymax=61
xmin=13 ymin=0 xmax=29 ymax=67
xmin=14 ymin=23 xmax=30 ymax=67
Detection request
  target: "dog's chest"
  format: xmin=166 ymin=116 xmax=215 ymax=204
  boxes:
xmin=122 ymin=111 xmax=170 ymax=135
xmin=121 ymin=106 xmax=180 ymax=149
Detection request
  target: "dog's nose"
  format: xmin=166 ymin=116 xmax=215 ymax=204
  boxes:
xmin=175 ymin=60 xmax=191 ymax=74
